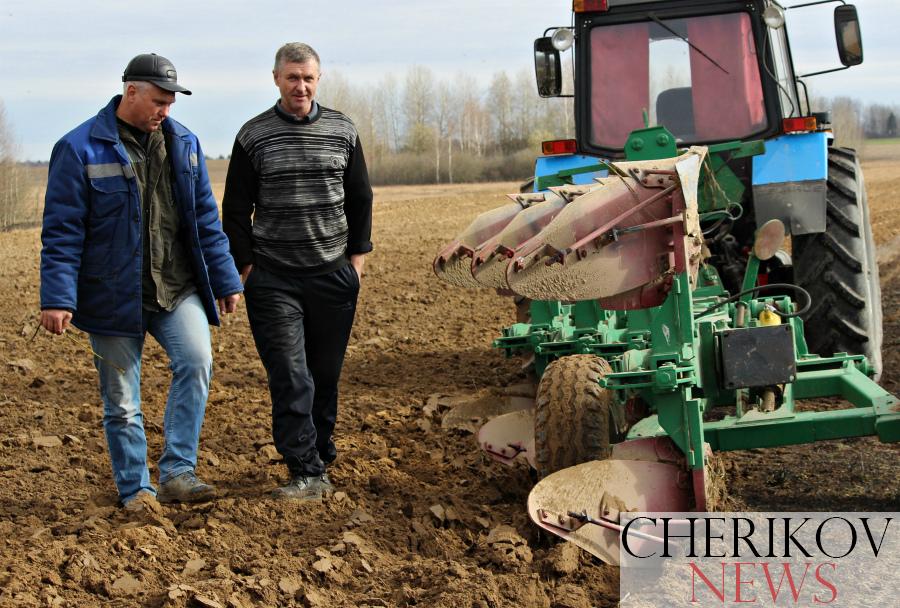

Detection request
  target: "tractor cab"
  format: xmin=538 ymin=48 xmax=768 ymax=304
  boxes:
xmin=535 ymin=0 xmax=863 ymax=156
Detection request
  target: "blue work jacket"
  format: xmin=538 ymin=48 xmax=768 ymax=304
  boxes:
xmin=40 ymin=96 xmax=243 ymax=337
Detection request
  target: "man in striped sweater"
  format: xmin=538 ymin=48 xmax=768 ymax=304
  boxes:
xmin=223 ymin=42 xmax=373 ymax=501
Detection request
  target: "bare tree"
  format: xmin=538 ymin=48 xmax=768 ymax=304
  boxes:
xmin=488 ymin=71 xmax=518 ymax=154
xmin=510 ymin=69 xmax=532 ymax=149
xmin=0 ymin=100 xmax=26 ymax=229
xmin=317 ymin=71 xmax=353 ymax=112
xmin=402 ymin=66 xmax=436 ymax=153
xmin=434 ymin=82 xmax=458 ymax=183
xmin=455 ymin=74 xmax=486 ymax=155
xmin=815 ymin=96 xmax=864 ymax=150
xmin=373 ymin=75 xmax=402 ymax=152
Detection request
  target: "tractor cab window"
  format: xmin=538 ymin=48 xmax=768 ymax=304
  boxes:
xmin=588 ymin=12 xmax=767 ymax=149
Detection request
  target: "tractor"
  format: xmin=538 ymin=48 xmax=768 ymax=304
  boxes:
xmin=433 ymin=0 xmax=898 ymax=565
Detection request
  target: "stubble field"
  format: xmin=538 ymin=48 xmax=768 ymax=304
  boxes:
xmin=0 ymin=148 xmax=898 ymax=607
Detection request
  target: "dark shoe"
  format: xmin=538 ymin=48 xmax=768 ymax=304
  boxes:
xmin=157 ymin=472 xmax=217 ymax=504
xmin=272 ymin=473 xmax=334 ymax=501
xmin=123 ymin=490 xmax=163 ymax=515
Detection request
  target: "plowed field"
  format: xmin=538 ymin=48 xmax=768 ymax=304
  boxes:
xmin=1 ymin=149 xmax=898 ymax=607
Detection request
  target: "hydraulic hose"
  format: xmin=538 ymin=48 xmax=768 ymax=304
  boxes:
xmin=697 ymin=283 xmax=812 ymax=319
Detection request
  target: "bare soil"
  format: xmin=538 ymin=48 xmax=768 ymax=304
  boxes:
xmin=0 ymin=159 xmax=897 ymax=607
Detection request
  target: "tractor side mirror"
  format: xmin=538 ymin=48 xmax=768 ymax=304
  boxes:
xmin=534 ymin=37 xmax=562 ymax=97
xmin=834 ymin=4 xmax=863 ymax=67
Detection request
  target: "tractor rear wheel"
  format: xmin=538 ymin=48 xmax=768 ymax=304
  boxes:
xmin=533 ymin=355 xmax=624 ymax=479
xmin=793 ymin=147 xmax=883 ymax=379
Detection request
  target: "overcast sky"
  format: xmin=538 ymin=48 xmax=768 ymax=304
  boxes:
xmin=2 ymin=0 xmax=898 ymax=160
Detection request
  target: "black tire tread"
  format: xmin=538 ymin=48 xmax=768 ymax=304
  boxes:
xmin=792 ymin=147 xmax=882 ymax=376
xmin=824 ymin=197 xmax=859 ymax=234
xmin=822 ymin=271 xmax=865 ymax=309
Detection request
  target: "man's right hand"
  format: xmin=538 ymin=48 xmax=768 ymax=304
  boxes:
xmin=240 ymin=264 xmax=253 ymax=283
xmin=40 ymin=309 xmax=73 ymax=335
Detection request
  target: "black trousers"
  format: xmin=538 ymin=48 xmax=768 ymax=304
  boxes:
xmin=244 ymin=263 xmax=359 ymax=476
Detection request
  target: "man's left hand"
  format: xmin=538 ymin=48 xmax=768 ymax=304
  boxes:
xmin=350 ymin=254 xmax=366 ymax=282
xmin=218 ymin=293 xmax=241 ymax=315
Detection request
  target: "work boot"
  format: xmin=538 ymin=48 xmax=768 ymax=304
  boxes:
xmin=272 ymin=473 xmax=334 ymax=501
xmin=123 ymin=490 xmax=162 ymax=515
xmin=157 ymin=471 xmax=217 ymax=504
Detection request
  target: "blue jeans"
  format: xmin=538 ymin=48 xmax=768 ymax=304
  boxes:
xmin=89 ymin=293 xmax=212 ymax=503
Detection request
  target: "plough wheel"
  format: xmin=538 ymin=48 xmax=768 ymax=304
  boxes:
xmin=534 ymin=355 xmax=624 ymax=479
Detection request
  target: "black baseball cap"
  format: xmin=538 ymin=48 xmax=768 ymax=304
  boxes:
xmin=122 ymin=53 xmax=192 ymax=95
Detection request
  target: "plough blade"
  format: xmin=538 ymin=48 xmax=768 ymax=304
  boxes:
xmin=477 ymin=408 xmax=535 ymax=467
xmin=471 ymin=192 xmax=569 ymax=290
xmin=506 ymin=150 xmax=706 ymax=307
xmin=441 ymin=392 xmax=534 ymax=433
xmin=527 ymin=459 xmax=692 ymax=565
xmin=433 ymin=199 xmax=532 ymax=289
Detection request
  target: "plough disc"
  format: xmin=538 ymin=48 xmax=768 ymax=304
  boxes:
xmin=441 ymin=392 xmax=534 ymax=433
xmin=477 ymin=408 xmax=535 ymax=467
xmin=433 ymin=199 xmax=532 ymax=289
xmin=527 ymin=459 xmax=692 ymax=565
xmin=471 ymin=193 xmax=568 ymax=290
xmin=505 ymin=151 xmax=706 ymax=307
xmin=609 ymin=435 xmax=686 ymax=464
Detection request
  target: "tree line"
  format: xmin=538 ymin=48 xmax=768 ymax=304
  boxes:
xmin=315 ymin=66 xmax=574 ymax=186
xmin=817 ymin=96 xmax=900 ymax=150
xmin=1 ymin=71 xmax=898 ymax=230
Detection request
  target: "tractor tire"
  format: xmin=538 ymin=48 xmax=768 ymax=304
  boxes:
xmin=793 ymin=147 xmax=883 ymax=380
xmin=533 ymin=355 xmax=624 ymax=479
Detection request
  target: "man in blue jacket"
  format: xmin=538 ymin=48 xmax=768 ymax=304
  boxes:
xmin=39 ymin=54 xmax=243 ymax=512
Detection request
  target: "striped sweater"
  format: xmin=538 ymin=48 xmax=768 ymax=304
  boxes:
xmin=222 ymin=101 xmax=373 ymax=275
